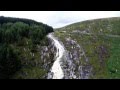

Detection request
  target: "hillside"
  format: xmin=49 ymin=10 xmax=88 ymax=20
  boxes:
xmin=54 ymin=17 xmax=120 ymax=79
xmin=1 ymin=16 xmax=120 ymax=79
xmin=0 ymin=16 xmax=54 ymax=79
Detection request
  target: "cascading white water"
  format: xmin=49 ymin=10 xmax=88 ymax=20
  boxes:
xmin=47 ymin=33 xmax=64 ymax=79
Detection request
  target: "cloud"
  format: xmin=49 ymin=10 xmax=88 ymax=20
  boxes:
xmin=47 ymin=11 xmax=120 ymax=28
xmin=0 ymin=11 xmax=120 ymax=28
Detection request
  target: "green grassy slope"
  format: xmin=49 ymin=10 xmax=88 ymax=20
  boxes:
xmin=55 ymin=17 xmax=120 ymax=79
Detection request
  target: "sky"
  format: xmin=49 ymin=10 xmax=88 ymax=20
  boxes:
xmin=0 ymin=11 xmax=120 ymax=28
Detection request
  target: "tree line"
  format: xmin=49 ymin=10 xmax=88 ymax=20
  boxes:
xmin=0 ymin=16 xmax=53 ymax=79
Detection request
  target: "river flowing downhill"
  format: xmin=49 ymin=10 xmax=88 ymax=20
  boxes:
xmin=47 ymin=33 xmax=65 ymax=79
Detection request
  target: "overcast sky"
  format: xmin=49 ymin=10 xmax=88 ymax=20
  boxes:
xmin=0 ymin=11 xmax=120 ymax=28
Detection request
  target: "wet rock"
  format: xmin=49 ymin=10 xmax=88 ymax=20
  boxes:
xmin=45 ymin=47 xmax=48 ymax=52
xmin=47 ymin=72 xmax=53 ymax=79
xmin=38 ymin=37 xmax=57 ymax=78
xmin=60 ymin=38 xmax=92 ymax=79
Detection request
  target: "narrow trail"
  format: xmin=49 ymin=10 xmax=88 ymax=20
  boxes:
xmin=47 ymin=33 xmax=65 ymax=79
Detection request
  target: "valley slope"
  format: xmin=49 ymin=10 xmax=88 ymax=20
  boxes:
xmin=54 ymin=17 xmax=120 ymax=79
xmin=0 ymin=16 xmax=54 ymax=79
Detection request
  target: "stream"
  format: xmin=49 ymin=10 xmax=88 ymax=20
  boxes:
xmin=47 ymin=33 xmax=65 ymax=79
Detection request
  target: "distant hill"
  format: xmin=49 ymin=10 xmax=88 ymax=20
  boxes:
xmin=55 ymin=17 xmax=120 ymax=79
xmin=57 ymin=17 xmax=120 ymax=35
